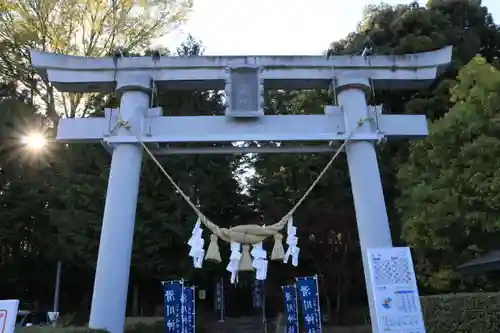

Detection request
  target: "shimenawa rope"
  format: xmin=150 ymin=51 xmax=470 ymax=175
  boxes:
xmin=108 ymin=53 xmax=368 ymax=266
xmin=109 ymin=110 xmax=366 ymax=266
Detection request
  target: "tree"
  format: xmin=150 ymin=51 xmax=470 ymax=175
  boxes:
xmin=0 ymin=0 xmax=193 ymax=121
xmin=397 ymin=56 xmax=500 ymax=292
xmin=0 ymin=83 xmax=56 ymax=303
xmin=330 ymin=0 xmax=500 ymax=118
xmin=326 ymin=0 xmax=500 ymax=244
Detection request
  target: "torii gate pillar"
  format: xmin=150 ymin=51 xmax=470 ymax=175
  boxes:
xmin=337 ymin=76 xmax=392 ymax=331
xmin=89 ymin=76 xmax=151 ymax=333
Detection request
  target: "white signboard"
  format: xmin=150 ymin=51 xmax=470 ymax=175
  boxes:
xmin=0 ymin=299 xmax=19 ymax=333
xmin=367 ymin=247 xmax=426 ymax=333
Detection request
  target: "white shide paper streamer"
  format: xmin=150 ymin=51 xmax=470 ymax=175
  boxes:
xmin=188 ymin=218 xmax=205 ymax=268
xmin=226 ymin=241 xmax=242 ymax=283
xmin=284 ymin=215 xmax=300 ymax=266
xmin=251 ymin=242 xmax=268 ymax=280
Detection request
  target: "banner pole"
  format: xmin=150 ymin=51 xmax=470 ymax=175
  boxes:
xmin=262 ymin=280 xmax=267 ymax=333
xmin=314 ymin=275 xmax=322 ymax=333
xmin=192 ymin=286 xmax=196 ymax=333
xmin=181 ymin=279 xmax=185 ymax=333
xmin=220 ymin=277 xmax=224 ymax=322
xmin=293 ymin=284 xmax=299 ymax=332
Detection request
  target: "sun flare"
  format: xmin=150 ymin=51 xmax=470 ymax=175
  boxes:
xmin=21 ymin=132 xmax=47 ymax=151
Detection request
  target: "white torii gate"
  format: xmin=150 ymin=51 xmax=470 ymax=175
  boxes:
xmin=30 ymin=46 xmax=451 ymax=333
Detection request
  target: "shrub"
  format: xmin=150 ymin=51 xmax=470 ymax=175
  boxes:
xmin=421 ymin=292 xmax=500 ymax=333
xmin=125 ymin=318 xmax=163 ymax=333
xmin=328 ymin=292 xmax=500 ymax=332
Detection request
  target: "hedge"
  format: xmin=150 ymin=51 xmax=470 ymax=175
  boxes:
xmin=343 ymin=292 xmax=500 ymax=333
xmin=421 ymin=292 xmax=500 ymax=333
xmin=16 ymin=292 xmax=500 ymax=333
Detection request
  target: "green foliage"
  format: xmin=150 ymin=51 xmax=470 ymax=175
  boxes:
xmin=327 ymin=0 xmax=500 ymax=294
xmin=332 ymin=0 xmax=499 ymax=62
xmin=344 ymin=292 xmax=500 ymax=332
xmin=398 ymin=56 xmax=500 ymax=292
xmin=125 ymin=318 xmax=164 ymax=333
xmin=330 ymin=0 xmax=500 ymax=125
xmin=421 ymin=292 xmax=500 ymax=333
xmin=0 ymin=0 xmax=193 ymax=121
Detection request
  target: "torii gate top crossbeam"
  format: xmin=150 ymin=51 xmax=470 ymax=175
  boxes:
xmin=30 ymin=47 xmax=452 ymax=92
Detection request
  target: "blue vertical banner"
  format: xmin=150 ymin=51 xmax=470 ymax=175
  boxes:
xmin=282 ymin=285 xmax=300 ymax=333
xmin=214 ymin=278 xmax=224 ymax=311
xmin=181 ymin=286 xmax=195 ymax=333
xmin=296 ymin=276 xmax=322 ymax=333
xmin=214 ymin=278 xmax=224 ymax=321
xmin=162 ymin=280 xmax=183 ymax=333
xmin=252 ymin=279 xmax=264 ymax=308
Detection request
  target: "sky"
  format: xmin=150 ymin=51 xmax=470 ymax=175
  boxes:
xmin=163 ymin=0 xmax=500 ymax=55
